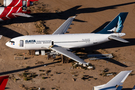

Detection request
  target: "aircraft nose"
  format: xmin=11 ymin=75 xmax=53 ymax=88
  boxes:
xmin=6 ymin=41 xmax=11 ymax=47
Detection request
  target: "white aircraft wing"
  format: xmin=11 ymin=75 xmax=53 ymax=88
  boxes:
xmin=52 ymin=16 xmax=76 ymax=34
xmin=105 ymin=70 xmax=132 ymax=87
xmin=12 ymin=13 xmax=32 ymax=17
xmin=51 ymin=45 xmax=87 ymax=64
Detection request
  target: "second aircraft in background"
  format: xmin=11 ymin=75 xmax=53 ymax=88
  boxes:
xmin=93 ymin=70 xmax=132 ymax=90
xmin=0 ymin=0 xmax=38 ymax=21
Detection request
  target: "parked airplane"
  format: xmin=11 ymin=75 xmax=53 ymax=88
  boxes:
xmin=0 ymin=0 xmax=38 ymax=21
xmin=0 ymin=75 xmax=9 ymax=90
xmin=93 ymin=70 xmax=132 ymax=90
xmin=6 ymin=12 xmax=129 ymax=65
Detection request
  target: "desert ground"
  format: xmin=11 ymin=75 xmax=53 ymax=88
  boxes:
xmin=0 ymin=0 xmax=135 ymax=90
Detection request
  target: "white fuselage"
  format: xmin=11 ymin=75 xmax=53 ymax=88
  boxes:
xmin=6 ymin=33 xmax=125 ymax=50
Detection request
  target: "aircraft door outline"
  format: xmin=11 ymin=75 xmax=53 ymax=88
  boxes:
xmin=20 ymin=40 xmax=24 ymax=47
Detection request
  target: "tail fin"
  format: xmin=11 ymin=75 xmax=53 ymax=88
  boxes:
xmin=94 ymin=70 xmax=132 ymax=90
xmin=0 ymin=76 xmax=9 ymax=90
xmin=105 ymin=70 xmax=132 ymax=87
xmin=98 ymin=12 xmax=128 ymax=34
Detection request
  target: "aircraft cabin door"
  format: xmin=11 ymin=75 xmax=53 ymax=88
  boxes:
xmin=20 ymin=40 xmax=24 ymax=47
xmin=52 ymin=41 xmax=54 ymax=46
xmin=49 ymin=41 xmax=54 ymax=48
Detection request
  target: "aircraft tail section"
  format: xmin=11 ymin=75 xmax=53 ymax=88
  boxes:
xmin=94 ymin=70 xmax=132 ymax=90
xmin=0 ymin=76 xmax=9 ymax=90
xmin=105 ymin=70 xmax=132 ymax=87
xmin=97 ymin=12 xmax=128 ymax=34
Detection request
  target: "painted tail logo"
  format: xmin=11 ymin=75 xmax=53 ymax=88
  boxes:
xmin=108 ymin=16 xmax=123 ymax=33
xmin=0 ymin=76 xmax=9 ymax=90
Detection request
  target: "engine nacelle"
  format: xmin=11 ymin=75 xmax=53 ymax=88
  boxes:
xmin=3 ymin=0 xmax=38 ymax=7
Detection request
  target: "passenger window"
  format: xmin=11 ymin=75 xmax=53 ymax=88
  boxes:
xmin=20 ymin=40 xmax=24 ymax=47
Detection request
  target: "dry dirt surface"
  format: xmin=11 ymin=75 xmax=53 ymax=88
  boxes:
xmin=0 ymin=0 xmax=135 ymax=90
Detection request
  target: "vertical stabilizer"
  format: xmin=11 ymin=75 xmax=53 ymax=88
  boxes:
xmin=94 ymin=70 xmax=132 ymax=90
xmin=105 ymin=70 xmax=132 ymax=87
xmin=0 ymin=76 xmax=9 ymax=90
xmin=98 ymin=12 xmax=128 ymax=33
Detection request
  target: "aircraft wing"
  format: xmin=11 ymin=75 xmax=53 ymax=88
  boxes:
xmin=51 ymin=45 xmax=87 ymax=64
xmin=105 ymin=70 xmax=132 ymax=87
xmin=12 ymin=13 xmax=32 ymax=17
xmin=52 ymin=16 xmax=76 ymax=34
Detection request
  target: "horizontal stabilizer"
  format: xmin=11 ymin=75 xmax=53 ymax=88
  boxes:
xmin=108 ymin=35 xmax=129 ymax=43
xmin=12 ymin=13 xmax=32 ymax=17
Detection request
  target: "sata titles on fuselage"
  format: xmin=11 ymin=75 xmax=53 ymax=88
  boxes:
xmin=25 ymin=40 xmax=51 ymax=44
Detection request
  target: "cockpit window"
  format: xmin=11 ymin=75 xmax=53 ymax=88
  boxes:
xmin=9 ymin=41 xmax=15 ymax=45
xmin=9 ymin=41 xmax=15 ymax=43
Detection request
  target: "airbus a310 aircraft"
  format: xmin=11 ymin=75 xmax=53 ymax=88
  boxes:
xmin=93 ymin=70 xmax=132 ymax=90
xmin=6 ymin=12 xmax=129 ymax=65
xmin=0 ymin=0 xmax=38 ymax=21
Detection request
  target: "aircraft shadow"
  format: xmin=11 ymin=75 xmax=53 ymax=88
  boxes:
xmin=73 ymin=48 xmax=128 ymax=67
xmin=85 ymin=38 xmax=135 ymax=50
xmin=0 ymin=61 xmax=60 ymax=75
xmin=1 ymin=1 xmax=135 ymax=25
xmin=0 ymin=26 xmax=23 ymax=38
xmin=103 ymin=58 xmax=128 ymax=67
xmin=79 ymin=38 xmax=135 ymax=67
xmin=91 ymin=21 xmax=110 ymax=33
